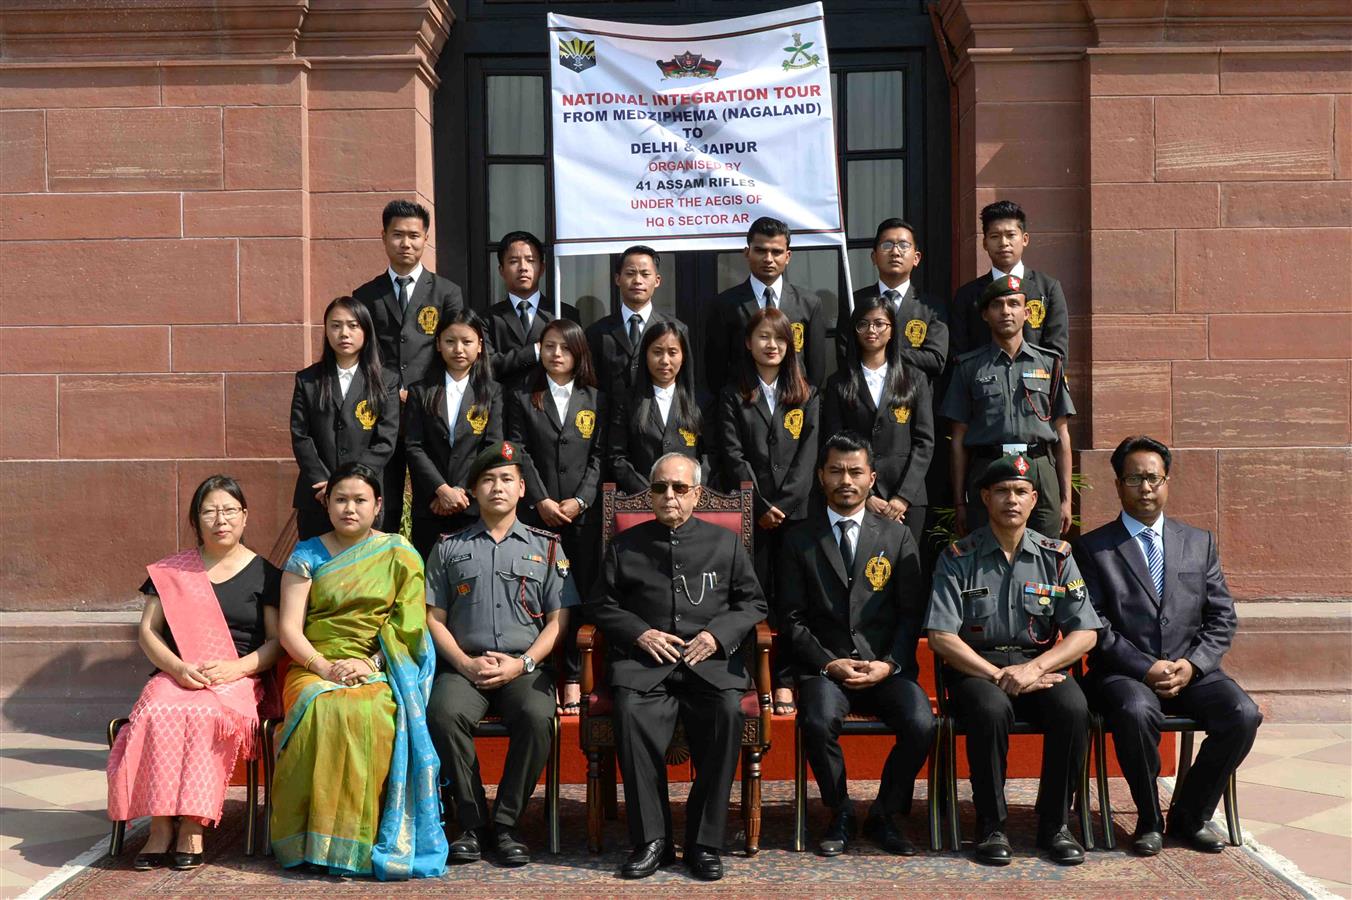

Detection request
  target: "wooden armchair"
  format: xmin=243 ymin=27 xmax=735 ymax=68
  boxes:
xmin=576 ymin=481 xmax=773 ymax=854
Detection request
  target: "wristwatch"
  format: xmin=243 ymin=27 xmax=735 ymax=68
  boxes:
xmin=520 ymin=653 xmax=537 ymax=674
xmin=573 ymin=497 xmax=587 ymax=512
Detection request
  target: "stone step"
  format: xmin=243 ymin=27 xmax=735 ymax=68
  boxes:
xmin=2 ymin=602 xmax=1347 ymax=735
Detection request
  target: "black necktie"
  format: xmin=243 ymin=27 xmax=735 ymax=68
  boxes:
xmin=763 ymin=286 xmax=777 ymax=309
xmin=395 ymin=275 xmax=413 ymax=312
xmin=837 ymin=520 xmax=855 ymax=577
xmin=517 ymin=300 xmax=532 ymax=336
xmin=883 ymin=288 xmax=901 ymax=311
xmin=628 ymin=313 xmax=642 ymax=348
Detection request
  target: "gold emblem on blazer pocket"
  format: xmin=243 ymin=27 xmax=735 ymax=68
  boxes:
xmin=355 ymin=400 xmax=376 ymax=430
xmin=783 ymin=408 xmax=803 ymax=440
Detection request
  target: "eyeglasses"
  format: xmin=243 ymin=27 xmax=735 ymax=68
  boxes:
xmin=877 ymin=240 xmax=913 ymax=254
xmin=649 ymin=482 xmax=694 ymax=496
xmin=1121 ymin=474 xmax=1168 ymax=488
xmin=199 ymin=507 xmax=244 ymax=522
xmin=855 ymin=320 xmax=893 ymax=333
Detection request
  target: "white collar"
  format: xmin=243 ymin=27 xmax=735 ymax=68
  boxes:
xmin=621 ymin=301 xmax=652 ymax=325
xmin=548 ymin=378 xmax=574 ymax=397
xmin=509 ymin=290 xmax=542 ymax=313
xmin=444 ymin=370 xmax=470 ymax=393
xmin=990 ymin=261 xmax=1026 ymax=280
xmin=758 ymin=376 xmax=778 ymax=396
xmin=1121 ymin=511 xmax=1164 ymax=540
xmin=388 ymin=263 xmax=424 ymax=287
xmin=877 ymin=279 xmax=910 ymax=298
xmin=336 ymin=361 xmax=358 ymax=376
xmin=860 ymin=361 xmax=888 ymax=380
xmin=826 ymin=505 xmax=866 ymax=530
xmin=653 ymin=382 xmax=676 ymax=400
xmin=749 ymin=275 xmax=784 ymax=304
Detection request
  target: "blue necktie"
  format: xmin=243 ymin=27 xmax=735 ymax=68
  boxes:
xmin=1140 ymin=528 xmax=1164 ymax=597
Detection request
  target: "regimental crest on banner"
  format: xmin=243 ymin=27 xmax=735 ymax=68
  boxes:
xmin=782 ymin=32 xmax=821 ymax=70
xmin=657 ymin=50 xmax=722 ymax=80
xmin=558 ymin=37 xmax=597 ymax=73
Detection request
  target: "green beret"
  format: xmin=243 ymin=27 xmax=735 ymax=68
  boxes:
xmin=975 ymin=452 xmax=1036 ymax=490
xmin=467 ymin=440 xmax=525 ymax=486
xmin=980 ymin=273 xmax=1028 ymax=308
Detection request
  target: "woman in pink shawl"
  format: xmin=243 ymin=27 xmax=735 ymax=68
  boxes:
xmin=106 ymin=475 xmax=282 ymax=870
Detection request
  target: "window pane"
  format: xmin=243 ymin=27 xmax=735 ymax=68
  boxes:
xmin=487 ymin=76 xmax=544 ymax=156
xmin=847 ymin=248 xmax=876 ymax=302
xmin=846 ymin=71 xmax=904 ymax=151
xmin=560 ymin=256 xmax=612 ymax=327
xmin=488 ymin=164 xmax=546 ymax=245
xmin=846 ymin=159 xmax=904 ymax=240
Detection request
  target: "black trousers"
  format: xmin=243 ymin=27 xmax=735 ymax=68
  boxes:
xmin=613 ymin=667 xmax=744 ymax=850
xmin=752 ymin=521 xmax=796 ymax=686
xmin=295 ymin=501 xmax=330 ymax=541
xmin=382 ymin=438 xmax=407 ymax=534
xmin=1097 ymin=669 xmax=1261 ymax=833
xmin=949 ymin=670 xmax=1089 ymax=832
xmin=798 ymin=673 xmax=936 ymax=816
xmin=425 ymin=668 xmax=557 ymax=831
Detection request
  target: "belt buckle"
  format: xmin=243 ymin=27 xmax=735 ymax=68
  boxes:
xmin=1002 ymin=443 xmax=1029 ymax=455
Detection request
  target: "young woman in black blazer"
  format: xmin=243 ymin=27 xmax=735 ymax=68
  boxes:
xmin=404 ymin=309 xmax=503 ymax=559
xmin=505 ymin=317 xmax=605 ymax=714
xmin=606 ymin=319 xmax=710 ymax=494
xmin=716 ymin=306 xmax=819 ymax=714
xmin=822 ymin=294 xmax=935 ymax=549
xmin=290 ymin=297 xmax=400 ymax=540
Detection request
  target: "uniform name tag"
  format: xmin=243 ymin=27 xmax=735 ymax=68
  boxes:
xmin=960 ymin=587 xmax=989 ymax=599
xmin=450 ymin=553 xmax=472 ymax=564
xmin=976 ymin=375 xmax=997 ymax=385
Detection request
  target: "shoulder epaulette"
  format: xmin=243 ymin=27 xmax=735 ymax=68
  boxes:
xmin=1024 ymin=341 xmax=1063 ymax=361
xmin=1037 ymin=535 xmax=1072 ymax=556
xmin=437 ymin=525 xmax=475 ymax=544
xmin=945 ymin=534 xmax=979 ymax=558
xmin=955 ymin=345 xmax=988 ymax=364
xmin=523 ymin=524 xmax=561 ymax=542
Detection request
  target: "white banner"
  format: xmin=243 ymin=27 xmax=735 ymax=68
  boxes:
xmin=547 ymin=3 xmax=843 ymax=257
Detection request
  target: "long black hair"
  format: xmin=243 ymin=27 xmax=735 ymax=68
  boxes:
xmin=635 ymin=319 xmax=702 ymax=434
xmin=319 ymin=296 xmax=384 ymax=415
xmin=840 ymin=293 xmax=916 ymax=412
xmin=432 ymin=308 xmax=492 ymax=401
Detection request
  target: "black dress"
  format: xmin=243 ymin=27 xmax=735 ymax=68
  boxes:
xmin=140 ymin=555 xmax=282 ymax=662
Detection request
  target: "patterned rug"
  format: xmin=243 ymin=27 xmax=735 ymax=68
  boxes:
xmin=49 ymin=780 xmax=1308 ymax=898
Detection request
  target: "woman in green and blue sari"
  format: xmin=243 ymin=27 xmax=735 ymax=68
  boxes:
xmin=271 ymin=461 xmax=447 ymax=879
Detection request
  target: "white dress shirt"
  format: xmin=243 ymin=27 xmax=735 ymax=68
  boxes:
xmin=749 ymin=275 xmax=785 ymax=309
xmin=877 ymin=279 xmax=911 ymax=301
xmin=826 ymin=505 xmax=866 ymax=559
xmin=549 ymin=378 xmax=574 ymax=423
xmin=336 ymin=362 xmax=357 ymax=400
xmin=387 ymin=263 xmax=425 ymax=307
xmin=653 ymin=383 xmax=675 ymax=426
xmin=1121 ymin=510 xmax=1166 ymax=577
xmin=860 ymin=361 xmax=888 ymax=408
xmin=510 ymin=290 xmax=542 ymax=331
xmin=444 ymin=371 xmax=470 ymax=442
xmin=759 ymin=377 xmax=778 ymax=414
xmin=990 ymin=261 xmax=1026 ymax=281
xmin=621 ymin=301 xmax=653 ymax=335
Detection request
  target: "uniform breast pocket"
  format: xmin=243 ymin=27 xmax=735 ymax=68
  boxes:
xmin=1021 ymin=592 xmax=1059 ymax=643
xmin=1021 ymin=376 xmax=1052 ymax=418
xmin=963 ymin=591 xmax=997 ymax=620
xmin=449 ymin=564 xmax=484 ymax=602
xmin=503 ymin=557 xmax=549 ymax=619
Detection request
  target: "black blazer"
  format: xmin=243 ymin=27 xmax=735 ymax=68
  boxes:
xmin=949 ymin=268 xmax=1068 ymax=361
xmin=1076 ymin=516 xmax=1238 ymax=681
xmin=715 ymin=384 xmax=819 ymax=521
xmin=780 ymin=510 xmax=926 ymax=678
xmin=352 ymin=269 xmax=465 ymax=388
xmin=606 ymin=388 xmax=711 ymax=495
xmin=403 ymin=376 xmax=504 ymax=521
xmin=504 ymin=383 xmax=606 ymax=525
xmin=821 ymin=366 xmax=934 ymax=508
xmin=485 ymin=295 xmax=581 ymax=386
xmin=585 ymin=308 xmax=679 ymax=400
xmin=837 ymin=283 xmax=949 ymax=380
xmin=705 ymin=280 xmax=826 ymax=392
xmin=591 ymin=517 xmax=767 ymax=692
xmin=289 ymin=363 xmax=400 ymax=508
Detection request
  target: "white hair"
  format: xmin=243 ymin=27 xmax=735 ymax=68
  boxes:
xmin=649 ymin=453 xmax=701 ymax=486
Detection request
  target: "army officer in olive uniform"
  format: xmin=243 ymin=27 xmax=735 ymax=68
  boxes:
xmin=590 ymin=453 xmax=768 ymax=882
xmin=941 ymin=274 xmax=1074 ymax=540
xmin=424 ymin=441 xmax=578 ymax=868
xmin=926 ymin=454 xmax=1099 ymax=867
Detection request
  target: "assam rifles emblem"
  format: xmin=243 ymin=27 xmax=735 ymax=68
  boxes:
xmin=791 ymin=321 xmax=805 ymax=352
xmin=679 ymin=428 xmax=697 ymax=447
xmin=892 ymin=406 xmax=911 ymax=425
xmin=782 ymin=33 xmax=821 ymax=71
xmin=417 ymin=305 xmax=438 ymax=335
xmin=575 ymin=409 xmax=596 ymax=439
xmin=558 ymin=37 xmax=596 ymax=73
xmin=354 ymin=400 xmax=377 ymax=430
xmin=466 ymin=405 xmax=489 ymax=436
xmin=657 ymin=50 xmax=722 ymax=80
xmin=1026 ymin=298 xmax=1046 ymax=329
xmin=904 ymin=318 xmax=927 ymax=348
xmin=783 ymin=408 xmax=803 ymax=440
xmin=864 ymin=554 xmax=892 ymax=591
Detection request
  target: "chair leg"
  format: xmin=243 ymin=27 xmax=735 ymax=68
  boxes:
xmin=743 ymin=747 xmax=763 ymax=856
xmin=601 ymin=752 xmax=619 ymax=820
xmin=261 ymin=721 xmax=276 ymax=857
xmin=1224 ymin=772 xmax=1242 ymax=846
xmin=1078 ymin=737 xmax=1094 ymax=851
xmin=110 ymin=820 xmax=126 ymax=858
xmin=927 ymin=719 xmax=943 ymax=853
xmin=547 ymin=717 xmax=561 ymax=855
xmin=585 ymin=748 xmax=603 ymax=853
xmin=793 ymin=718 xmax=808 ymax=852
xmin=1177 ymin=731 xmax=1195 ymax=789
xmin=945 ymin=718 xmax=961 ymax=851
xmin=245 ymin=754 xmax=258 ymax=856
xmin=1094 ymin=719 xmax=1116 ymax=850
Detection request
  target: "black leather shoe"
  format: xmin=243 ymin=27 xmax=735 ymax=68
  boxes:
xmin=864 ymin=812 xmax=917 ymax=856
xmin=975 ymin=829 xmax=1013 ymax=866
xmin=495 ymin=828 xmax=530 ymax=867
xmin=132 ymin=851 xmax=169 ymax=870
xmin=448 ymin=828 xmax=485 ymax=863
xmin=1169 ymin=821 xmax=1226 ymax=853
xmin=170 ymin=851 xmax=203 ymax=870
xmin=620 ymin=838 xmax=670 ymax=879
xmin=685 ymin=845 xmax=723 ymax=881
xmin=817 ymin=806 xmax=857 ymax=857
xmin=1131 ymin=830 xmax=1164 ymax=856
xmin=1036 ymin=825 xmax=1085 ymax=865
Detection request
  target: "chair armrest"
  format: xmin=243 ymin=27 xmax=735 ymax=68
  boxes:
xmin=752 ymin=620 xmax=772 ymax=714
xmin=578 ymin=624 xmax=596 ymax=697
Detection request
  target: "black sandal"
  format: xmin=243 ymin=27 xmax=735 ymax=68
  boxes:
xmin=133 ymin=851 xmax=170 ymax=871
xmin=560 ymin=700 xmax=582 ymax=716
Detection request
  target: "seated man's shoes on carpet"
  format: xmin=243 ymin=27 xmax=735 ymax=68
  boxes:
xmin=494 ymin=828 xmax=530 ymax=867
xmin=1036 ymin=824 xmax=1085 ymax=865
xmin=974 ymin=828 xmax=1012 ymax=866
xmin=1131 ymin=829 xmax=1164 ymax=856
xmin=448 ymin=827 xmax=486 ymax=863
xmin=864 ymin=811 xmax=917 ymax=856
xmin=620 ymin=838 xmax=671 ymax=879
xmin=1168 ymin=819 xmax=1226 ymax=853
xmin=816 ymin=806 xmax=856 ymax=857
xmin=685 ymin=845 xmax=723 ymax=881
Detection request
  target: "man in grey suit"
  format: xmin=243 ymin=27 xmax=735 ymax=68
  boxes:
xmin=704 ymin=217 xmax=826 ymax=392
xmin=1076 ymin=435 xmax=1262 ymax=856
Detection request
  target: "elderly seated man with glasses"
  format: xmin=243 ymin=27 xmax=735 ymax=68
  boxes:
xmin=589 ymin=452 xmax=768 ymax=883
